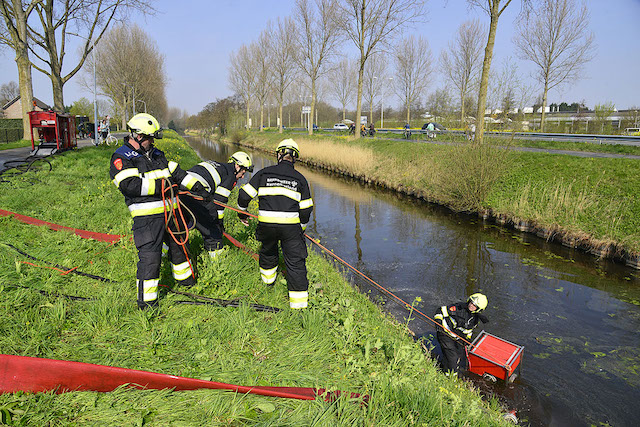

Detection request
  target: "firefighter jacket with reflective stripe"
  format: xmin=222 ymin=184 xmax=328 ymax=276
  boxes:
xmin=237 ymin=160 xmax=313 ymax=227
xmin=434 ymin=302 xmax=480 ymax=340
xmin=186 ymin=161 xmax=237 ymax=219
xmin=110 ymin=141 xmax=203 ymax=218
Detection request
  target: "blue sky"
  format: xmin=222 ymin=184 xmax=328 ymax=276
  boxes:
xmin=1 ymin=0 xmax=639 ymax=114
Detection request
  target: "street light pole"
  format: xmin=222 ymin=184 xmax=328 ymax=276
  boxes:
xmin=92 ymin=40 xmax=98 ymax=146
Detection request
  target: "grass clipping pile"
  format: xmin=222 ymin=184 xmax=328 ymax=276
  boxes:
xmin=0 ymin=132 xmax=507 ymax=425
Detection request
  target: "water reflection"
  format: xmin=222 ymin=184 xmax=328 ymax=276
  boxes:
xmin=188 ymin=136 xmax=640 ymax=427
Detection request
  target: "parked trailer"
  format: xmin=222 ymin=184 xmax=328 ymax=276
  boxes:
xmin=29 ymin=111 xmax=77 ymax=156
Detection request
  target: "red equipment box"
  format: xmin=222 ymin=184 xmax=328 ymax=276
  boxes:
xmin=468 ymin=331 xmax=524 ymax=383
xmin=29 ymin=111 xmax=77 ymax=153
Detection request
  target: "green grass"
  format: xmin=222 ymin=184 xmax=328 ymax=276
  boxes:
xmin=0 ymin=139 xmax=32 ymax=151
xmin=308 ymin=128 xmax=640 ymax=156
xmin=0 ymin=130 xmax=507 ymax=425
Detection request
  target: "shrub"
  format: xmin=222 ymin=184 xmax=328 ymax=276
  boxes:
xmin=229 ymin=129 xmax=247 ymax=143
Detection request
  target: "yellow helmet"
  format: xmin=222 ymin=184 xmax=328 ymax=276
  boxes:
xmin=276 ymin=139 xmax=299 ymax=158
xmin=127 ymin=113 xmax=163 ymax=139
xmin=468 ymin=293 xmax=488 ymax=313
xmin=229 ymin=151 xmax=253 ymax=172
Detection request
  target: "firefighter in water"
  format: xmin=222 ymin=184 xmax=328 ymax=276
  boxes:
xmin=110 ymin=113 xmax=209 ymax=310
xmin=434 ymin=293 xmax=489 ymax=375
xmin=237 ymin=139 xmax=313 ymax=309
xmin=181 ymin=152 xmax=254 ymax=257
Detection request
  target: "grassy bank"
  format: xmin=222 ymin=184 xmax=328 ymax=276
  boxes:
xmin=0 ymin=131 xmax=507 ymax=425
xmin=232 ymin=131 xmax=640 ymax=259
xmin=0 ymin=140 xmax=32 ymax=151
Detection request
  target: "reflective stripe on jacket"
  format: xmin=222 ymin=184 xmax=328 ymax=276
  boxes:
xmin=110 ymin=141 xmax=201 ymax=218
xmin=237 ymin=160 xmax=313 ymax=227
xmin=434 ymin=302 xmax=479 ymax=340
xmin=186 ymin=161 xmax=237 ymax=219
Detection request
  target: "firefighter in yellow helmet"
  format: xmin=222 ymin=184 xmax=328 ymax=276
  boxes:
xmin=181 ymin=152 xmax=254 ymax=257
xmin=109 ymin=113 xmax=209 ymax=309
xmin=237 ymin=139 xmax=313 ymax=309
xmin=434 ymin=293 xmax=489 ymax=375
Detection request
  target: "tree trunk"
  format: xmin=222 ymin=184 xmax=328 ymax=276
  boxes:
xmin=16 ymin=54 xmax=34 ymax=140
xmin=309 ymin=79 xmax=316 ymax=136
xmin=51 ymin=72 xmax=65 ymax=112
xmin=540 ymin=81 xmax=549 ymax=132
xmin=460 ymin=88 xmax=466 ymax=128
xmin=406 ymin=100 xmax=411 ymax=124
xmin=260 ymin=104 xmax=264 ymax=132
xmin=342 ymin=108 xmax=346 ymax=121
xmin=475 ymin=10 xmax=500 ymax=144
xmin=245 ymin=102 xmax=250 ymax=130
xmin=279 ymin=103 xmax=283 ymax=133
xmin=355 ymin=63 xmax=364 ymax=139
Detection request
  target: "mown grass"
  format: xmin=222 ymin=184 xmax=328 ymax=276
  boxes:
xmin=0 ymin=140 xmax=32 ymax=151
xmin=236 ymin=131 xmax=640 ymax=254
xmin=0 ymin=130 xmax=507 ymax=425
xmin=310 ymin=128 xmax=640 ymax=156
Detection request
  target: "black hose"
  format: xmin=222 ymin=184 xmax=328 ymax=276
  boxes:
xmin=2 ymin=282 xmax=91 ymax=301
xmin=3 ymin=243 xmax=280 ymax=313
xmin=3 ymin=243 xmax=115 ymax=283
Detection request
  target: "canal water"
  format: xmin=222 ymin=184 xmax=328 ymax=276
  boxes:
xmin=188 ymin=136 xmax=640 ymax=427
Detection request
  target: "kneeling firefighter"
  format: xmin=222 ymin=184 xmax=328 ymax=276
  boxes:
xmin=237 ymin=139 xmax=313 ymax=309
xmin=434 ymin=293 xmax=489 ymax=375
xmin=181 ymin=152 xmax=253 ymax=257
xmin=110 ymin=113 xmax=209 ymax=309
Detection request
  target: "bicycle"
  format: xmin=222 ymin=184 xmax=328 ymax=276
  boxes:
xmin=99 ymin=131 xmax=118 ymax=146
xmin=403 ymin=128 xmax=412 ymax=139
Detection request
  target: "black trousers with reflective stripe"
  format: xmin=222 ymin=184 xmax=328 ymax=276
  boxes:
xmin=255 ymin=223 xmax=308 ymax=292
xmin=132 ymin=215 xmax=194 ymax=306
xmin=436 ymin=331 xmax=467 ymax=373
xmin=182 ymin=196 xmax=223 ymax=250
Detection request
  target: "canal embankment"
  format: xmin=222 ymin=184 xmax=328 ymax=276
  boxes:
xmin=229 ymin=131 xmax=640 ymax=269
xmin=0 ymin=131 xmax=509 ymax=425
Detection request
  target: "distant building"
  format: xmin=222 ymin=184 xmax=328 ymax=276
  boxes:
xmin=1 ymin=96 xmax=51 ymax=119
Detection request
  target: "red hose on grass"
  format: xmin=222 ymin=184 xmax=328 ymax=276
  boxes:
xmin=0 ymin=354 xmax=365 ymax=402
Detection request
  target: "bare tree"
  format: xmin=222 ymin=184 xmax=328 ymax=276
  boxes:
xmin=27 ymin=0 xmax=154 ymax=112
xmin=393 ymin=35 xmax=433 ymax=124
xmin=514 ymin=0 xmax=595 ymax=131
xmin=84 ymin=24 xmax=167 ymax=127
xmin=363 ymin=52 xmax=387 ymax=125
xmin=294 ymin=0 xmax=341 ymax=135
xmin=440 ymin=19 xmax=484 ymax=127
xmin=327 ymin=57 xmax=356 ymax=121
xmin=0 ymin=80 xmax=19 ymax=105
xmin=335 ymin=0 xmax=426 ymax=138
xmin=250 ymin=31 xmax=273 ymax=131
xmin=269 ymin=17 xmax=297 ymax=133
xmin=0 ymin=0 xmax=39 ymax=138
xmin=229 ymin=44 xmax=255 ymax=129
xmin=468 ymin=0 xmax=522 ymax=143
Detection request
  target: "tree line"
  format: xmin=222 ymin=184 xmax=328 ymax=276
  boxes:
xmin=198 ymin=0 xmax=596 ymax=142
xmin=0 ymin=0 xmax=169 ymax=138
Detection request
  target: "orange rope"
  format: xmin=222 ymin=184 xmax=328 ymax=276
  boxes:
xmin=20 ymin=261 xmax=78 ymax=276
xmin=161 ymin=179 xmax=195 ymax=280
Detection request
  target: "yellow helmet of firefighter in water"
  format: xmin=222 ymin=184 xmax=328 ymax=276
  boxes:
xmin=127 ymin=113 xmax=163 ymax=139
xmin=229 ymin=151 xmax=254 ymax=172
xmin=468 ymin=293 xmax=488 ymax=313
xmin=276 ymin=139 xmax=300 ymax=158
